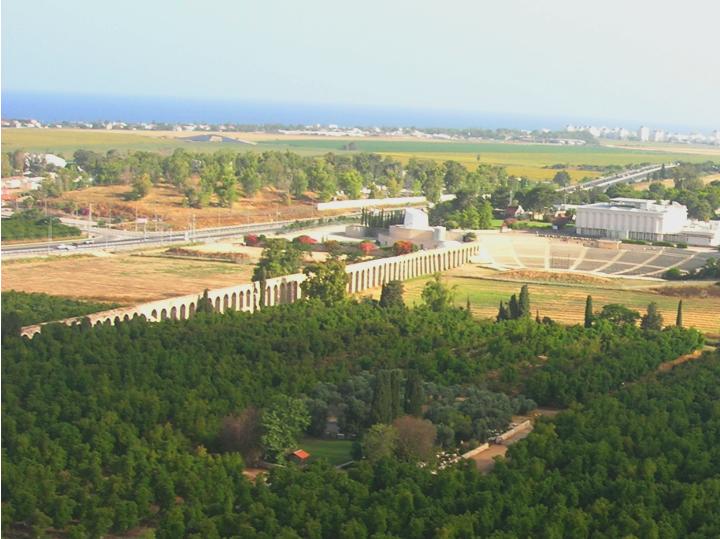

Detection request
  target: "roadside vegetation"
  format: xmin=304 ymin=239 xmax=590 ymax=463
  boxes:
xmin=1 ymin=209 xmax=81 ymax=241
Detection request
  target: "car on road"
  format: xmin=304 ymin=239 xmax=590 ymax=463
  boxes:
xmin=56 ymin=244 xmax=77 ymax=251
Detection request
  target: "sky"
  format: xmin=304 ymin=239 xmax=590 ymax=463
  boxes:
xmin=2 ymin=0 xmax=719 ymax=130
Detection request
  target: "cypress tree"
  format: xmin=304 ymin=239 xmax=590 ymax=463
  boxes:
xmin=676 ymin=300 xmax=683 ymax=327
xmin=519 ymin=285 xmax=530 ymax=317
xmin=641 ymin=302 xmax=663 ymax=331
xmin=509 ymin=294 xmax=520 ymax=319
xmin=370 ymin=371 xmax=393 ymax=424
xmin=466 ymin=296 xmax=472 ymax=312
xmin=380 ymin=281 xmax=405 ymax=308
xmin=196 ymin=289 xmax=213 ymax=313
xmin=535 ymin=309 xmax=541 ymax=323
xmin=497 ymin=301 xmax=509 ymax=322
xmin=390 ymin=369 xmax=402 ymax=420
xmin=404 ymin=370 xmax=424 ymax=416
xmin=584 ymin=295 xmax=593 ymax=328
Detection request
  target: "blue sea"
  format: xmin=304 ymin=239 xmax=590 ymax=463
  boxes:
xmin=2 ymin=91 xmax=588 ymax=130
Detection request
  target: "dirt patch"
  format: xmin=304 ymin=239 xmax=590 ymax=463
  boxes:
xmin=242 ymin=468 xmax=267 ymax=482
xmin=654 ymin=284 xmax=720 ymax=298
xmin=164 ymin=247 xmax=250 ymax=263
xmin=1 ymin=254 xmax=255 ymax=304
xmin=470 ymin=444 xmax=508 ymax=473
xmin=57 ymin=183 xmax=347 ymax=230
xmin=491 ymin=269 xmax=614 ymax=286
xmin=656 ymin=350 xmax=703 ymax=373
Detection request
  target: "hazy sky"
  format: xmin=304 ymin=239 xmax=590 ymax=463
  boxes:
xmin=3 ymin=0 xmax=719 ymax=129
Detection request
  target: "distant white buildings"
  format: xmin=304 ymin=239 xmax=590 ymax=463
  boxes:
xmin=565 ymin=124 xmax=719 ymax=145
xmin=576 ymin=198 xmax=720 ymax=247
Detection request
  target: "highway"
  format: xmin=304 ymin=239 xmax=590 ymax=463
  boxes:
xmin=2 ymin=216 xmax=351 ymax=258
xmin=557 ymin=163 xmax=678 ymax=193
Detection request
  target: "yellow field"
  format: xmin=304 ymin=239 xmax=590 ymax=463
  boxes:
xmin=631 ymin=173 xmax=720 ymax=191
xmin=366 ymin=269 xmax=720 ymax=336
xmin=377 ymin=151 xmax=601 ymax=181
xmin=1 ymin=253 xmax=256 ymax=304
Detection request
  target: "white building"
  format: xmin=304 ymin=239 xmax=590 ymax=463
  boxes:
xmin=652 ymin=129 xmax=666 ymax=142
xmin=576 ymin=198 xmax=720 ymax=246
xmin=638 ymin=126 xmax=650 ymax=142
xmin=377 ymin=208 xmax=461 ymax=250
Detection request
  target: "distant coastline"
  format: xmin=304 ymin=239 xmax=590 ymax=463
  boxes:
xmin=3 ymin=90 xmax=701 ymax=134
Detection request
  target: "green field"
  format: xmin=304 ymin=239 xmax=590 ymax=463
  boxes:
xmin=4 ymin=128 xmax=718 ymax=182
xmin=299 ymin=438 xmax=354 ymax=466
xmin=1 ymin=129 xmax=259 ymax=156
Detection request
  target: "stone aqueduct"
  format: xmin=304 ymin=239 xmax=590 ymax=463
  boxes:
xmin=21 ymin=243 xmax=481 ymax=338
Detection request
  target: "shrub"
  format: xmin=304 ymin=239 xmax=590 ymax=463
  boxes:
xmin=323 ymin=240 xmax=342 ymax=256
xmin=462 ymin=232 xmax=477 ymax=242
xmin=663 ymin=267 xmax=684 ymax=280
xmin=675 ymin=242 xmax=688 ymax=249
xmin=621 ymin=239 xmax=647 ymax=245
xmin=358 ymin=241 xmax=375 ymax=256
xmin=651 ymin=241 xmax=674 ymax=247
xmin=393 ymin=241 xmax=414 ymax=256
xmin=295 ymin=235 xmax=317 ymax=246
xmin=245 ymin=234 xmax=260 ymax=246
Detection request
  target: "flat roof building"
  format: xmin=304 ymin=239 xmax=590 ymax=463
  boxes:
xmin=576 ymin=198 xmax=719 ymax=246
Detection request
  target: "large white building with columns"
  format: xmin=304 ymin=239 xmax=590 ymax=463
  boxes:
xmin=576 ymin=198 xmax=720 ymax=246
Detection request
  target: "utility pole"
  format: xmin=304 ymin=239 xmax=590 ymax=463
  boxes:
xmin=45 ymin=199 xmax=51 ymax=254
xmin=106 ymin=209 xmax=111 ymax=250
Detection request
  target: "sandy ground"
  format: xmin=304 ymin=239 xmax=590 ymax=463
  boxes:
xmin=58 ymin=184 xmax=343 ymax=230
xmin=1 ymin=253 xmax=256 ymax=304
xmin=631 ymin=173 xmax=720 ymax=191
xmin=469 ymin=409 xmax=561 ymax=473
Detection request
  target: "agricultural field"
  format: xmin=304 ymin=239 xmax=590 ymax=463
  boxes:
xmin=5 ymin=128 xmax=719 ymax=184
xmin=631 ymin=172 xmax=720 ymax=191
xmin=383 ymin=269 xmax=720 ymax=335
xmin=1 ymin=252 xmax=257 ymax=304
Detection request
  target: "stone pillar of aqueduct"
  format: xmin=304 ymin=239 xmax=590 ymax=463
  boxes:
xmin=20 ymin=243 xmax=480 ymax=338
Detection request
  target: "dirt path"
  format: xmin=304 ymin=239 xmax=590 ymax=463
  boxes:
xmin=469 ymin=408 xmax=561 ymax=473
xmin=656 ymin=350 xmax=704 ymax=373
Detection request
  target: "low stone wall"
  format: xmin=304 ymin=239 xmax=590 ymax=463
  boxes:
xmin=20 ymin=242 xmax=481 ymax=338
xmin=495 ymin=420 xmax=532 ymax=443
xmin=461 ymin=443 xmax=490 ymax=460
xmin=317 ymin=194 xmax=455 ymax=212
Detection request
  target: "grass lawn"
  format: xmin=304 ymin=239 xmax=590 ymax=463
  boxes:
xmin=299 ymin=438 xmax=354 ymax=466
xmin=489 ymin=219 xmax=552 ymax=229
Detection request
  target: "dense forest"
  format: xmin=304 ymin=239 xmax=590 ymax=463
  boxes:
xmin=214 ymin=352 xmax=720 ymax=538
xmin=1 ymin=287 xmax=706 ymax=537
xmin=1 ymin=291 xmax=114 ymax=328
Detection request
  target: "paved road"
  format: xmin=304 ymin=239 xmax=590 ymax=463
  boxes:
xmin=1 ymin=215 xmax=357 ymax=258
xmin=557 ymin=163 xmax=678 ymax=193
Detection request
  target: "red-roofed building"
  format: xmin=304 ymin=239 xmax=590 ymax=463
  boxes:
xmin=289 ymin=449 xmax=311 ymax=464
